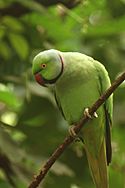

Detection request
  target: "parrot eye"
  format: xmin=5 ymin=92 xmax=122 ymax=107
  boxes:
xmin=41 ymin=64 xmax=46 ymax=69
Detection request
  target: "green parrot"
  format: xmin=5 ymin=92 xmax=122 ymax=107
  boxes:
xmin=32 ymin=49 xmax=113 ymax=188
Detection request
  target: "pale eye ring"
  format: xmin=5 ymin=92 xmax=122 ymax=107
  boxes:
xmin=41 ymin=64 xmax=46 ymax=69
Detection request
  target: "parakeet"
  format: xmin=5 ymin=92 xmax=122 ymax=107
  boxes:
xmin=32 ymin=49 xmax=113 ymax=188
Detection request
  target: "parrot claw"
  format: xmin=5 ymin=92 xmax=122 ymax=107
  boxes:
xmin=69 ymin=125 xmax=83 ymax=142
xmin=93 ymin=111 xmax=98 ymax=118
xmin=84 ymin=108 xmax=92 ymax=118
xmin=69 ymin=125 xmax=77 ymax=138
xmin=84 ymin=108 xmax=98 ymax=119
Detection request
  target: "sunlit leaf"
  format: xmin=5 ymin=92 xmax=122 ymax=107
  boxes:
xmin=0 ymin=84 xmax=21 ymax=109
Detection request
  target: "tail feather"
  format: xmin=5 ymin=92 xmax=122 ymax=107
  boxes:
xmin=85 ymin=140 xmax=109 ymax=188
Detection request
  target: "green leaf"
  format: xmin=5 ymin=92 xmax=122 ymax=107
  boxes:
xmin=19 ymin=0 xmax=44 ymax=13
xmin=0 ymin=41 xmax=11 ymax=60
xmin=0 ymin=28 xmax=5 ymax=39
xmin=0 ymin=84 xmax=20 ymax=109
xmin=83 ymin=16 xmax=125 ymax=37
xmin=0 ymin=0 xmax=10 ymax=7
xmin=8 ymin=33 xmax=29 ymax=59
xmin=0 ymin=126 xmax=32 ymax=187
xmin=2 ymin=16 xmax=24 ymax=32
xmin=0 ymin=180 xmax=11 ymax=188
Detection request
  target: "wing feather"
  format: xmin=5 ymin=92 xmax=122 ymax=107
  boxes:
xmin=95 ymin=61 xmax=113 ymax=165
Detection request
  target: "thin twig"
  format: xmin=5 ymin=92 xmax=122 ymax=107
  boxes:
xmin=28 ymin=71 xmax=125 ymax=188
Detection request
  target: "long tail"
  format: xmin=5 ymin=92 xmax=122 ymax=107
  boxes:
xmin=85 ymin=140 xmax=109 ymax=188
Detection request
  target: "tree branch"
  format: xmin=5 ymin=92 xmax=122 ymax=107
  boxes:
xmin=28 ymin=71 xmax=125 ymax=188
xmin=0 ymin=0 xmax=81 ymax=17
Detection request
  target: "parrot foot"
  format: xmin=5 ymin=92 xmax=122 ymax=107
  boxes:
xmin=69 ymin=125 xmax=77 ymax=138
xmin=93 ymin=111 xmax=98 ymax=118
xmin=84 ymin=108 xmax=98 ymax=119
xmin=84 ymin=108 xmax=92 ymax=118
xmin=69 ymin=125 xmax=84 ymax=143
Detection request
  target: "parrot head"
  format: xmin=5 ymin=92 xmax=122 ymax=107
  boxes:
xmin=32 ymin=49 xmax=64 ymax=87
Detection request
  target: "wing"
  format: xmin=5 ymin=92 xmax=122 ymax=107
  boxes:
xmin=104 ymin=104 xmax=112 ymax=165
xmin=54 ymin=91 xmax=66 ymax=120
xmin=95 ymin=61 xmax=113 ymax=165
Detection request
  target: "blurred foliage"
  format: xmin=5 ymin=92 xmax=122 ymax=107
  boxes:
xmin=0 ymin=0 xmax=125 ymax=187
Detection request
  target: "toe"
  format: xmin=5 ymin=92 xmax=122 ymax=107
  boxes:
xmin=93 ymin=112 xmax=98 ymax=118
xmin=84 ymin=108 xmax=92 ymax=119
xmin=69 ymin=125 xmax=77 ymax=138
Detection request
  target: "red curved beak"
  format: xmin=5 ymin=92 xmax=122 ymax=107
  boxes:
xmin=34 ymin=73 xmax=46 ymax=87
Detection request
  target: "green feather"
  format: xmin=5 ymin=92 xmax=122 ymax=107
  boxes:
xmin=32 ymin=50 xmax=113 ymax=188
